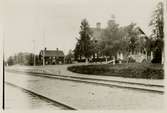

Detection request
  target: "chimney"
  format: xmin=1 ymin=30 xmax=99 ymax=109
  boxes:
xmin=56 ymin=48 xmax=58 ymax=51
xmin=96 ymin=22 xmax=101 ymax=30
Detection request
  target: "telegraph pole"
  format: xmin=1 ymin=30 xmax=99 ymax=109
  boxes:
xmin=2 ymin=32 xmax=5 ymax=109
xmin=33 ymin=40 xmax=36 ymax=66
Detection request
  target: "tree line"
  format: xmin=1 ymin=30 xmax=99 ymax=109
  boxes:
xmin=6 ymin=52 xmax=41 ymax=66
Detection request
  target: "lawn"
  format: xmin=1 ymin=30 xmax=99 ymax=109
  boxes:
xmin=67 ymin=63 xmax=164 ymax=79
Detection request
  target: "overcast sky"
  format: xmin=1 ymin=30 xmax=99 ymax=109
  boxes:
xmin=3 ymin=0 xmax=162 ymax=58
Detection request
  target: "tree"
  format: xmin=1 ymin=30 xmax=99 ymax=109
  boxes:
xmin=74 ymin=40 xmax=81 ymax=60
xmin=150 ymin=2 xmax=164 ymax=63
xmin=99 ymin=17 xmax=121 ymax=58
xmin=124 ymin=23 xmax=139 ymax=54
xmin=117 ymin=26 xmax=130 ymax=54
xmin=91 ymin=40 xmax=101 ymax=58
xmin=74 ymin=19 xmax=93 ymax=61
xmin=7 ymin=56 xmax=14 ymax=66
xmin=26 ymin=53 xmax=34 ymax=65
xmin=65 ymin=49 xmax=74 ymax=63
xmin=7 ymin=52 xmax=35 ymax=66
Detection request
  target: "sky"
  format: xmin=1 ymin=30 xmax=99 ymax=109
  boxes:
xmin=3 ymin=0 xmax=162 ymax=59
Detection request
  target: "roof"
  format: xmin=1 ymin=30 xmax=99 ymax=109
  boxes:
xmin=40 ymin=50 xmax=65 ymax=57
xmin=136 ymin=27 xmax=149 ymax=40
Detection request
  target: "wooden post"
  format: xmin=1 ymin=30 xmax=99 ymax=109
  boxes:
xmin=105 ymin=56 xmax=107 ymax=63
xmin=113 ymin=56 xmax=115 ymax=65
xmin=161 ymin=50 xmax=164 ymax=64
xmin=85 ymin=58 xmax=88 ymax=64
xmin=151 ymin=51 xmax=153 ymax=61
xmin=43 ymin=49 xmax=45 ymax=66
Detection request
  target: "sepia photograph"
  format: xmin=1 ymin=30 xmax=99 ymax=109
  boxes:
xmin=1 ymin=0 xmax=166 ymax=111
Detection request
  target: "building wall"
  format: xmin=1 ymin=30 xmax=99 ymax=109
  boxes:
xmin=44 ymin=56 xmax=64 ymax=65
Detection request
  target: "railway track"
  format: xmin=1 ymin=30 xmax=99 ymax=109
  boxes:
xmin=5 ymin=82 xmax=77 ymax=110
xmin=6 ymin=70 xmax=164 ymax=94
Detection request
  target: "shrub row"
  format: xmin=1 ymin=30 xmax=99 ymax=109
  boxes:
xmin=67 ymin=63 xmax=164 ymax=79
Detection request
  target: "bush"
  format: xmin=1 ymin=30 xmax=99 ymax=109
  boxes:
xmin=128 ymin=57 xmax=136 ymax=63
xmin=89 ymin=58 xmax=111 ymax=63
xmin=67 ymin=63 xmax=164 ymax=79
xmin=77 ymin=59 xmax=86 ymax=62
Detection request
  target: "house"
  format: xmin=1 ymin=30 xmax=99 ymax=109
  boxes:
xmin=91 ymin=22 xmax=152 ymax=63
xmin=39 ymin=48 xmax=65 ymax=65
xmin=119 ymin=27 xmax=151 ymax=63
xmin=131 ymin=27 xmax=151 ymax=62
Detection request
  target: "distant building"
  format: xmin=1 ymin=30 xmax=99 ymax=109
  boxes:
xmin=39 ymin=48 xmax=65 ymax=65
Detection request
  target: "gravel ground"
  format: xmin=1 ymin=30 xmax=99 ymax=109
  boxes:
xmin=5 ymin=83 xmax=63 ymax=110
xmin=5 ymin=71 xmax=164 ymax=110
